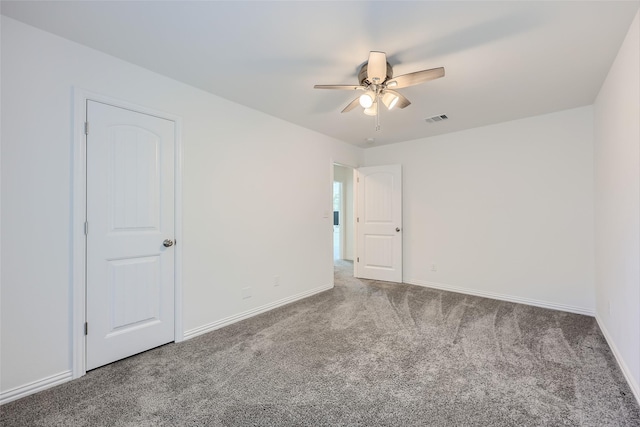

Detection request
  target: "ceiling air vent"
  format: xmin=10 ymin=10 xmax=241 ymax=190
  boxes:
xmin=425 ymin=114 xmax=448 ymax=123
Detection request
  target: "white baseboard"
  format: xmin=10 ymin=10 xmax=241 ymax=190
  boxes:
xmin=183 ymin=284 xmax=333 ymax=340
xmin=404 ymin=278 xmax=594 ymax=316
xmin=1 ymin=285 xmax=332 ymax=404
xmin=0 ymin=370 xmax=72 ymax=405
xmin=595 ymin=315 xmax=640 ymax=406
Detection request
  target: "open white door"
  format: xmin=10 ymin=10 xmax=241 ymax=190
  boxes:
xmin=86 ymin=100 xmax=175 ymax=370
xmin=355 ymin=165 xmax=402 ymax=282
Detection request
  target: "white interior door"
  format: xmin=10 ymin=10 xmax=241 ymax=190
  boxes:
xmin=355 ymin=165 xmax=402 ymax=282
xmin=86 ymin=100 xmax=175 ymax=370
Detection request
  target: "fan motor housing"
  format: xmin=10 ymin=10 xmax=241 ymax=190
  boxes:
xmin=358 ymin=62 xmax=393 ymax=86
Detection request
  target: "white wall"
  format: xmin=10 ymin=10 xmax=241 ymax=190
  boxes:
xmin=365 ymin=106 xmax=595 ymax=313
xmin=0 ymin=17 xmax=363 ymax=396
xmin=333 ymin=165 xmax=355 ymax=260
xmin=3 ymin=9 xmax=638 ymax=406
xmin=594 ymin=11 xmax=640 ymax=401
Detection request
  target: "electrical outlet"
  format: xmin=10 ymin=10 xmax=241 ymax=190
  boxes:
xmin=431 ymin=264 xmax=437 ymax=272
xmin=241 ymin=287 xmax=252 ymax=299
xmin=274 ymin=275 xmax=280 ymax=287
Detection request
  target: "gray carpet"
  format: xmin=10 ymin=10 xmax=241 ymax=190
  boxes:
xmin=2 ymin=260 xmax=639 ymax=426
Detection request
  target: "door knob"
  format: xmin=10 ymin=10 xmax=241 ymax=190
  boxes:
xmin=396 ymin=227 xmax=401 ymax=232
xmin=163 ymin=239 xmax=174 ymax=248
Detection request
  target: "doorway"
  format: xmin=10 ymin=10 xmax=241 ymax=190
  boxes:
xmin=354 ymin=165 xmax=403 ymax=283
xmin=333 ymin=164 xmax=355 ymax=267
xmin=333 ymin=181 xmax=343 ymax=260
xmin=85 ymin=100 xmax=176 ymax=370
xmin=72 ymin=90 xmax=183 ymax=378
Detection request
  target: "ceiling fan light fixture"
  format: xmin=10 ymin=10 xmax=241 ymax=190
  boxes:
xmin=313 ymin=51 xmax=445 ymax=130
xmin=359 ymin=93 xmax=374 ymax=108
xmin=363 ymin=102 xmax=378 ymax=116
xmin=382 ymin=92 xmax=399 ymax=110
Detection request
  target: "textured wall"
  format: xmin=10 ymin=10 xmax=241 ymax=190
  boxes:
xmin=0 ymin=16 xmax=362 ymax=394
xmin=594 ymin=10 xmax=640 ymax=400
xmin=365 ymin=106 xmax=595 ymax=314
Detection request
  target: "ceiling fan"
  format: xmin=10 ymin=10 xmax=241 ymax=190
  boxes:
xmin=314 ymin=51 xmax=444 ymax=130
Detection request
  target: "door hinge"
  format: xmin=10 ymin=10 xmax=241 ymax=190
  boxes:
xmin=84 ymin=122 xmax=89 ymax=135
xmin=84 ymin=322 xmax=88 ymax=335
xmin=357 ymin=217 xmax=359 ymax=223
xmin=357 ymin=257 xmax=360 ymax=262
xmin=357 ymin=177 xmax=360 ymax=183
xmin=84 ymin=221 xmax=88 ymax=235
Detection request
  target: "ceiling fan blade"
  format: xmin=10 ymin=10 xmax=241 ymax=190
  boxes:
xmin=384 ymin=90 xmax=411 ymax=109
xmin=341 ymin=97 xmax=361 ymax=113
xmin=367 ymin=51 xmax=387 ymax=83
xmin=388 ymin=67 xmax=445 ymax=89
xmin=314 ymin=84 xmax=362 ymax=90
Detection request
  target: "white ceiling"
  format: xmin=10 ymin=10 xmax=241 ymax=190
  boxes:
xmin=2 ymin=1 xmax=638 ymax=147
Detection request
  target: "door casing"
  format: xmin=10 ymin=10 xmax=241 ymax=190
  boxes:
xmin=71 ymin=88 xmax=184 ymax=379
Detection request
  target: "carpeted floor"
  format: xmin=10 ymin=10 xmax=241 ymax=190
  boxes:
xmin=2 ymin=260 xmax=639 ymax=426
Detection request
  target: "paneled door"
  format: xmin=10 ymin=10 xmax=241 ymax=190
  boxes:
xmin=355 ymin=165 xmax=402 ymax=283
xmin=86 ymin=100 xmax=175 ymax=370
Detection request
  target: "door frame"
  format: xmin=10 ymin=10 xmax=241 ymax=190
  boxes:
xmin=71 ymin=88 xmax=184 ymax=379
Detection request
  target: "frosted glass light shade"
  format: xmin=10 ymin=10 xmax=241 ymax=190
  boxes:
xmin=359 ymin=93 xmax=374 ymax=108
xmin=382 ymin=92 xmax=399 ymax=110
xmin=364 ymin=102 xmax=378 ymax=116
